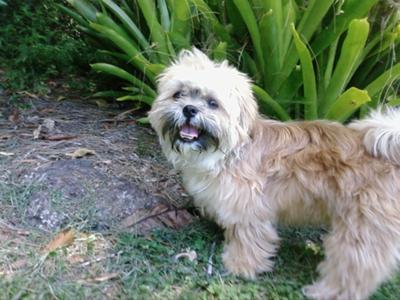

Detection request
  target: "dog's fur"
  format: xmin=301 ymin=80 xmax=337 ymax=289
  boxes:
xmin=149 ymin=49 xmax=400 ymax=300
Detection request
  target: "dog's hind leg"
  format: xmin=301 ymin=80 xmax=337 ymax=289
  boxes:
xmin=222 ymin=221 xmax=279 ymax=279
xmin=303 ymin=216 xmax=399 ymax=300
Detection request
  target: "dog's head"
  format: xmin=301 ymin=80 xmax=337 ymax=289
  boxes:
xmin=149 ymin=49 xmax=258 ymax=167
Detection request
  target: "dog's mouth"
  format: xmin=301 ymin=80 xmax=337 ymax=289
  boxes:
xmin=161 ymin=114 xmax=219 ymax=151
xmin=179 ymin=123 xmax=201 ymax=142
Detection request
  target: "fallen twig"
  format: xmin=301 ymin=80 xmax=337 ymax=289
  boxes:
xmin=45 ymin=134 xmax=78 ymax=141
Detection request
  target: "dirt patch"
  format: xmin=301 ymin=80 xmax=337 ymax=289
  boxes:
xmin=0 ymin=91 xmax=193 ymax=233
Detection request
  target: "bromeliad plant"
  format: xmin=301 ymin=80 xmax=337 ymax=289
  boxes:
xmin=196 ymin=0 xmax=400 ymax=121
xmin=60 ymin=0 xmax=197 ymax=105
xmin=63 ymin=0 xmax=399 ymax=122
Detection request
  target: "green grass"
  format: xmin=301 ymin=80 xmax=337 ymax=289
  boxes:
xmin=0 ymin=179 xmax=400 ymax=299
xmin=112 ymin=221 xmax=315 ymax=299
xmin=0 ymin=217 xmax=400 ymax=299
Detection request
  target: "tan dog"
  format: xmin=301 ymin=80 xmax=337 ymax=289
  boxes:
xmin=149 ymin=48 xmax=400 ymax=300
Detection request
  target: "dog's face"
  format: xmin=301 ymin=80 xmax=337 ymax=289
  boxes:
xmin=149 ymin=49 xmax=258 ymax=166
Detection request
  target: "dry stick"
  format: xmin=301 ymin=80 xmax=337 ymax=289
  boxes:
xmin=207 ymin=241 xmax=216 ymax=277
xmin=122 ymin=206 xmax=189 ymax=229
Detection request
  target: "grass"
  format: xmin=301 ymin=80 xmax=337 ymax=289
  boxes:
xmin=1 ymin=172 xmax=400 ymax=299
xmin=112 ymin=222 xmax=318 ymax=300
xmin=0 ymin=214 xmax=399 ymax=299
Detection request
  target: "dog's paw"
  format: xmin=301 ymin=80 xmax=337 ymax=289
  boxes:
xmin=222 ymin=249 xmax=273 ymax=279
xmin=302 ymin=282 xmax=338 ymax=300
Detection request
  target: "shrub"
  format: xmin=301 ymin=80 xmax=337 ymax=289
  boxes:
xmin=0 ymin=0 xmax=95 ymax=92
xmin=64 ymin=0 xmax=399 ymax=121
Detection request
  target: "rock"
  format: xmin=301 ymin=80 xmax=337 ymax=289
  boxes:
xmin=23 ymin=159 xmax=164 ymax=231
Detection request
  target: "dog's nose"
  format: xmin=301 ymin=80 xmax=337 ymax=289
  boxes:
xmin=183 ymin=105 xmax=199 ymax=118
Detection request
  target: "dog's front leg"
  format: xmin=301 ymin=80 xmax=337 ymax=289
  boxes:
xmin=222 ymin=221 xmax=279 ymax=279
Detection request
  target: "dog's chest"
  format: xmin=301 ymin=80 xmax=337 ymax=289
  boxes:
xmin=181 ymin=169 xmax=266 ymax=225
xmin=182 ymin=171 xmax=224 ymax=219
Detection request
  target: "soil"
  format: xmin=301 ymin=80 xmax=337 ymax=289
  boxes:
xmin=0 ymin=87 xmax=194 ymax=234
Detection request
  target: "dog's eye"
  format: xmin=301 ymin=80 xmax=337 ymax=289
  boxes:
xmin=173 ymin=91 xmax=183 ymax=99
xmin=207 ymin=98 xmax=219 ymax=109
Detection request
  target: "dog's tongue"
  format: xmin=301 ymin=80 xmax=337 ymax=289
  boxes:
xmin=180 ymin=124 xmax=199 ymax=140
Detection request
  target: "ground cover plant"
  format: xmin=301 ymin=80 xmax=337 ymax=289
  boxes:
xmin=64 ymin=0 xmax=399 ymax=121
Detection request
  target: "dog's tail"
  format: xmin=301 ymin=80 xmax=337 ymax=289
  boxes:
xmin=349 ymin=107 xmax=400 ymax=165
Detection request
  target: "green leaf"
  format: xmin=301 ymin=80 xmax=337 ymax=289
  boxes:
xmin=57 ymin=4 xmax=89 ymax=27
xmin=90 ymin=23 xmax=157 ymax=84
xmin=91 ymin=90 xmax=127 ymax=98
xmin=232 ymin=0 xmax=264 ymax=80
xmin=137 ymin=0 xmax=170 ymax=64
xmin=122 ymin=86 xmax=141 ymax=92
xmin=241 ymin=51 xmax=259 ymax=80
xmin=136 ymin=117 xmax=150 ymax=124
xmin=158 ymin=0 xmax=171 ymax=31
xmin=281 ymin=0 xmax=298 ymax=57
xmin=91 ymin=63 xmax=156 ymax=97
xmin=96 ymin=12 xmax=139 ymax=49
xmin=225 ymin=0 xmax=247 ymax=39
xmin=365 ymin=62 xmax=400 ymax=105
xmin=76 ymin=25 xmax=104 ymax=40
xmin=190 ymin=0 xmax=235 ymax=45
xmin=212 ymin=42 xmax=227 ymax=61
xmin=98 ymin=50 xmax=130 ymax=61
xmin=278 ymin=0 xmax=334 ymax=89
xmin=296 ymin=0 xmax=335 ymax=42
xmin=117 ymin=95 xmax=154 ymax=105
xmin=363 ymin=18 xmax=399 ymax=60
xmin=101 ymin=0 xmax=150 ymax=50
xmin=388 ymin=98 xmax=400 ymax=107
xmin=147 ymin=64 xmax=166 ymax=76
xmin=259 ymin=3 xmax=283 ymax=92
xmin=170 ymin=0 xmax=191 ymax=39
xmin=311 ymin=0 xmax=378 ymax=55
xmin=323 ymin=39 xmax=339 ymax=90
xmin=252 ymin=85 xmax=291 ymax=121
xmin=324 ymin=87 xmax=370 ymax=122
xmin=320 ymin=18 xmax=370 ymax=115
xmin=290 ymin=24 xmax=317 ymax=120
xmin=67 ymin=0 xmax=97 ymax=21
xmin=169 ymin=31 xmax=191 ymax=52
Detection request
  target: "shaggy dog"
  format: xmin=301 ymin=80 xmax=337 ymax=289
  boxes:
xmin=149 ymin=48 xmax=400 ymax=300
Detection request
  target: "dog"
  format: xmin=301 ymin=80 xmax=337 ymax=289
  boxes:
xmin=149 ymin=48 xmax=400 ymax=300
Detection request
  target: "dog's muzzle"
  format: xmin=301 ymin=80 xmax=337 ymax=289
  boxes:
xmin=161 ymin=112 xmax=219 ymax=152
